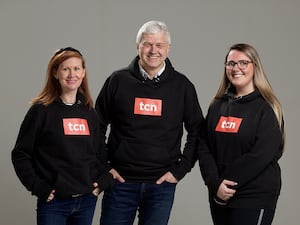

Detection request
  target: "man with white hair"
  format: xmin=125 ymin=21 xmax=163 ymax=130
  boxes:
xmin=96 ymin=20 xmax=204 ymax=225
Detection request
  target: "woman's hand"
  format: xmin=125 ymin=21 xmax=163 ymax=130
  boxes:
xmin=92 ymin=182 xmax=100 ymax=196
xmin=47 ymin=189 xmax=55 ymax=202
xmin=217 ymin=179 xmax=237 ymax=201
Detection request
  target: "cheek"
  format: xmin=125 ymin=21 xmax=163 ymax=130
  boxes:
xmin=138 ymin=48 xmax=145 ymax=57
xmin=142 ymin=48 xmax=150 ymax=55
xmin=225 ymin=69 xmax=231 ymax=77
xmin=249 ymin=68 xmax=255 ymax=77
xmin=82 ymin=70 xmax=86 ymax=78
xmin=163 ymin=48 xmax=170 ymax=55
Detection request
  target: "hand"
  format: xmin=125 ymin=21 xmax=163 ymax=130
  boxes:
xmin=109 ymin=168 xmax=125 ymax=183
xmin=47 ymin=190 xmax=55 ymax=202
xmin=156 ymin=171 xmax=178 ymax=184
xmin=216 ymin=179 xmax=237 ymax=201
xmin=92 ymin=182 xmax=100 ymax=196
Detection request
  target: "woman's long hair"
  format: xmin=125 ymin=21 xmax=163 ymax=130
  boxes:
xmin=215 ymin=43 xmax=285 ymax=150
xmin=31 ymin=48 xmax=93 ymax=109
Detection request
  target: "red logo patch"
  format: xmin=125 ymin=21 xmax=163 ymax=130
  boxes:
xmin=63 ymin=118 xmax=90 ymax=135
xmin=215 ymin=116 xmax=242 ymax=133
xmin=134 ymin=97 xmax=162 ymax=116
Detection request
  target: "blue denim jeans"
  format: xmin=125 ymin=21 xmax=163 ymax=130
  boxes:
xmin=37 ymin=194 xmax=97 ymax=225
xmin=100 ymin=181 xmax=176 ymax=225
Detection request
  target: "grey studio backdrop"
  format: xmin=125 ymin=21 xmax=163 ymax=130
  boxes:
xmin=1 ymin=0 xmax=299 ymax=225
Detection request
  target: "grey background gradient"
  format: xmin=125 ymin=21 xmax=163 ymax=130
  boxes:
xmin=1 ymin=1 xmax=299 ymax=224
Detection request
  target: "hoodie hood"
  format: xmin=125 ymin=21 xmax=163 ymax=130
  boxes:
xmin=54 ymin=91 xmax=87 ymax=107
xmin=223 ymin=87 xmax=262 ymax=104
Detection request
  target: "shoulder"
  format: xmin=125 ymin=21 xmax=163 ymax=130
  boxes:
xmin=250 ymin=95 xmax=274 ymax=114
xmin=207 ymin=98 xmax=224 ymax=113
xmin=106 ymin=66 xmax=132 ymax=83
xmin=26 ymin=103 xmax=46 ymax=117
xmin=170 ymin=69 xmax=196 ymax=87
xmin=19 ymin=103 xmax=47 ymax=130
xmin=166 ymin=62 xmax=195 ymax=88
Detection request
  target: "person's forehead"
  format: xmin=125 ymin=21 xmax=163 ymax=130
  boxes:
xmin=141 ymin=32 xmax=167 ymax=39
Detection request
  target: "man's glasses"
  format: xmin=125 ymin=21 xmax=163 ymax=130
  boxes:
xmin=225 ymin=60 xmax=252 ymax=70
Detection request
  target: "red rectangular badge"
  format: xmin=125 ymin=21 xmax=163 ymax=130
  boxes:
xmin=134 ymin=97 xmax=162 ymax=116
xmin=215 ymin=116 xmax=242 ymax=133
xmin=63 ymin=118 xmax=90 ymax=135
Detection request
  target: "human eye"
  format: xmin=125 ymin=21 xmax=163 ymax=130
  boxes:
xmin=227 ymin=61 xmax=235 ymax=67
xmin=142 ymin=42 xmax=151 ymax=48
xmin=157 ymin=43 xmax=168 ymax=49
xmin=239 ymin=60 xmax=248 ymax=66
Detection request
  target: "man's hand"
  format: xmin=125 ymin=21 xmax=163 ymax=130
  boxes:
xmin=109 ymin=168 xmax=125 ymax=183
xmin=156 ymin=171 xmax=178 ymax=184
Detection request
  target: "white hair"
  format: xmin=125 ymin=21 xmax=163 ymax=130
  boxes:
xmin=136 ymin=20 xmax=171 ymax=44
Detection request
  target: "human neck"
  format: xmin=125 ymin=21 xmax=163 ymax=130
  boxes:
xmin=139 ymin=61 xmax=164 ymax=80
xmin=235 ymin=88 xmax=255 ymax=97
xmin=60 ymin=93 xmax=77 ymax=105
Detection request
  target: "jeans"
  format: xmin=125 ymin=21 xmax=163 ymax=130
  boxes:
xmin=100 ymin=181 xmax=176 ymax=225
xmin=37 ymin=194 xmax=97 ymax=225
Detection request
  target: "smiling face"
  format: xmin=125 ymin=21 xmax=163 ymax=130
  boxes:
xmin=226 ymin=50 xmax=255 ymax=96
xmin=55 ymin=57 xmax=85 ymax=95
xmin=137 ymin=32 xmax=170 ymax=78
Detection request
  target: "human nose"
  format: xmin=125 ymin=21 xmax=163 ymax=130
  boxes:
xmin=231 ymin=62 xmax=239 ymax=68
xmin=149 ymin=44 xmax=159 ymax=52
xmin=232 ymin=63 xmax=241 ymax=70
xmin=67 ymin=69 xmax=75 ymax=76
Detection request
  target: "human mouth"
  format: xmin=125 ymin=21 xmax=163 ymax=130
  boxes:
xmin=232 ymin=73 xmax=243 ymax=78
xmin=148 ymin=54 xmax=160 ymax=59
xmin=66 ymin=79 xmax=77 ymax=84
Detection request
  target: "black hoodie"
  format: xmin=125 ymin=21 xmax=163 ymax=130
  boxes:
xmin=12 ymin=93 xmax=114 ymax=200
xmin=198 ymin=89 xmax=284 ymax=208
xmin=95 ymin=56 xmax=204 ymax=182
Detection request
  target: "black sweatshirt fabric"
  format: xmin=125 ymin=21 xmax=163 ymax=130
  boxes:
xmin=95 ymin=56 xmax=204 ymax=182
xmin=198 ymin=89 xmax=284 ymax=208
xmin=12 ymin=93 xmax=114 ymax=200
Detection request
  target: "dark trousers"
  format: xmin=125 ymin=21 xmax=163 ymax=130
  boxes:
xmin=210 ymin=203 xmax=276 ymax=225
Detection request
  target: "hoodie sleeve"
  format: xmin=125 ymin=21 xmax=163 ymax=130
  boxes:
xmin=197 ymin=115 xmax=223 ymax=194
xmin=169 ymin=83 xmax=204 ymax=181
xmin=95 ymin=76 xmax=112 ymax=134
xmin=95 ymin=75 xmax=116 ymax=169
xmin=221 ymin=104 xmax=283 ymax=188
xmin=11 ymin=104 xmax=52 ymax=200
xmin=92 ymin=109 xmax=115 ymax=191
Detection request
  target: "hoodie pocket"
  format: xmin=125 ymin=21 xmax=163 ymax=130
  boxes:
xmin=113 ymin=139 xmax=171 ymax=172
xmin=54 ymin=166 xmax=91 ymax=198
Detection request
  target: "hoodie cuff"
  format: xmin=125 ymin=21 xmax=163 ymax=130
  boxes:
xmin=96 ymin=172 xmax=114 ymax=192
xmin=31 ymin=179 xmax=52 ymax=200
